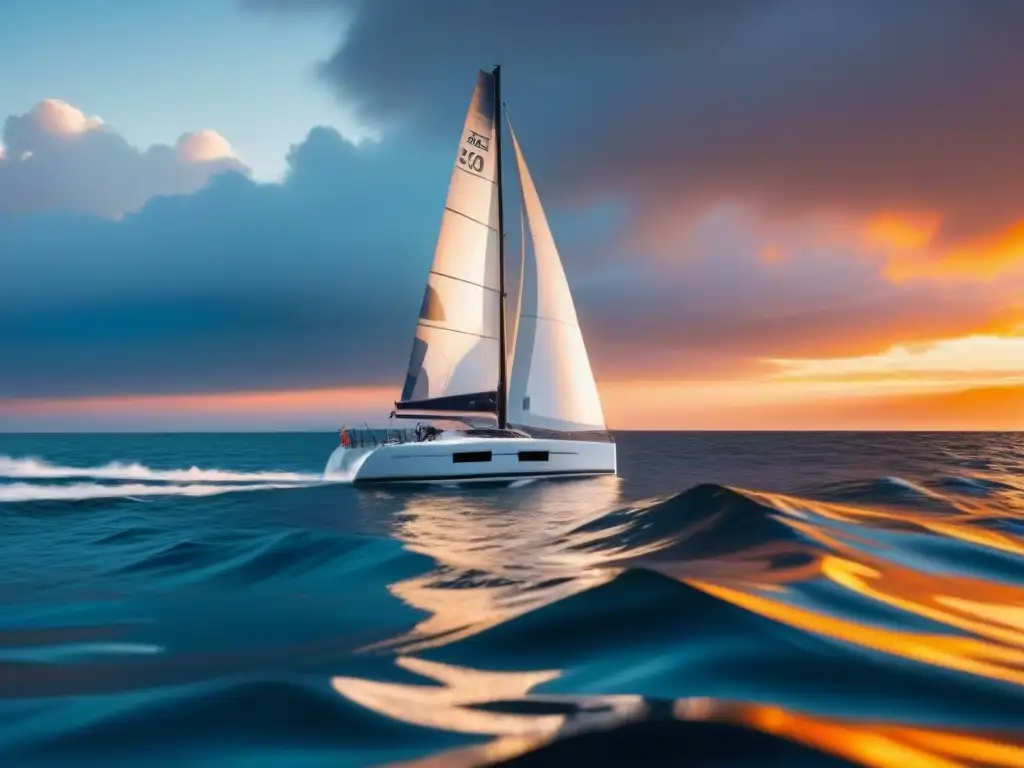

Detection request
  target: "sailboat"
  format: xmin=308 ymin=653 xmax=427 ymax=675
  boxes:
xmin=326 ymin=66 xmax=616 ymax=484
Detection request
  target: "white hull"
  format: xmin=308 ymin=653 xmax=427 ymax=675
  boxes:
xmin=325 ymin=435 xmax=616 ymax=485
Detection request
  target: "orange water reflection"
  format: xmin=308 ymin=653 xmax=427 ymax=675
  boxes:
xmin=337 ymin=470 xmax=1024 ymax=767
xmin=674 ymin=699 xmax=1024 ymax=768
xmin=665 ymin=486 xmax=1024 ymax=689
xmin=332 ymin=658 xmax=1024 ymax=768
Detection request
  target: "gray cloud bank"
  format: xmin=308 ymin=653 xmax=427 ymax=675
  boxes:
xmin=6 ymin=0 xmax=1024 ymax=401
xmin=249 ymin=0 xmax=1024 ymax=248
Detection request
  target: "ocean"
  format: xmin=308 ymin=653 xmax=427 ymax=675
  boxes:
xmin=0 ymin=431 xmax=1022 ymax=767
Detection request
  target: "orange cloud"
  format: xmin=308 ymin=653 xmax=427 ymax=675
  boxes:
xmin=766 ymin=333 xmax=1024 ymax=382
xmin=922 ymin=219 xmax=1024 ymax=280
xmin=865 ymin=211 xmax=1024 ymax=282
xmin=596 ymin=328 xmax=1024 ymax=430
xmin=864 ymin=211 xmax=940 ymax=252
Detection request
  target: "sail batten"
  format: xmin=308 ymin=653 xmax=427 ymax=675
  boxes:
xmin=506 ymin=120 xmax=607 ymax=434
xmin=454 ymin=165 xmax=497 ymax=184
xmin=428 ymin=271 xmax=500 ymax=293
xmin=397 ymin=70 xmax=502 ymax=410
xmin=517 ymin=313 xmax=581 ymax=327
xmin=443 ymin=206 xmax=498 ymax=232
xmin=417 ymin=323 xmax=498 ymax=338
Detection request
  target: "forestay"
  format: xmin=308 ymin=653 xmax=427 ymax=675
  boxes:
xmin=397 ymin=70 xmax=501 ymax=414
xmin=506 ymin=121 xmax=607 ymax=433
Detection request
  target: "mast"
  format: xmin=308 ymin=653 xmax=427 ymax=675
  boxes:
xmin=493 ymin=64 xmax=509 ymax=429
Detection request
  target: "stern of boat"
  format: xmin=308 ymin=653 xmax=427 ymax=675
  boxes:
xmin=324 ymin=444 xmax=376 ymax=481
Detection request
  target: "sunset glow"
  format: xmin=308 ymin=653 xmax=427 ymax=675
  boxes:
xmin=4 ymin=341 xmax=1022 ymax=431
xmin=865 ymin=212 xmax=940 ymax=252
xmin=866 ymin=211 xmax=1024 ymax=283
xmin=767 ymin=333 xmax=1024 ymax=383
xmin=2 ymin=5 xmax=1024 ymax=433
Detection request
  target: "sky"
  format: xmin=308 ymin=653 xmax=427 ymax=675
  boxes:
xmin=1 ymin=0 xmax=1023 ymax=431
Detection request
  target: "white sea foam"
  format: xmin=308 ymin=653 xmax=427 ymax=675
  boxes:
xmin=0 ymin=481 xmax=302 ymax=504
xmin=0 ymin=455 xmax=323 ymax=483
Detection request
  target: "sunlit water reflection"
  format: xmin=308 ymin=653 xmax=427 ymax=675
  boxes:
xmin=0 ymin=431 xmax=1021 ymax=766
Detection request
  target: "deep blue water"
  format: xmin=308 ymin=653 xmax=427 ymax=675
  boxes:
xmin=1 ymin=431 xmax=1022 ymax=767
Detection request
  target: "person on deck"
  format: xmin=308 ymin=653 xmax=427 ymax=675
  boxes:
xmin=340 ymin=426 xmax=351 ymax=448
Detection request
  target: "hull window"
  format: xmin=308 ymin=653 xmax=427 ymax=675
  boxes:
xmin=518 ymin=451 xmax=549 ymax=462
xmin=453 ymin=451 xmax=492 ymax=463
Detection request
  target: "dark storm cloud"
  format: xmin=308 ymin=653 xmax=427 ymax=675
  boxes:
xmin=248 ymin=0 xmax=1024 ymax=248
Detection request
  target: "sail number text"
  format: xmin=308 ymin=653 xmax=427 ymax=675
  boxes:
xmin=460 ymin=130 xmax=489 ymax=173
xmin=460 ymin=148 xmax=485 ymax=173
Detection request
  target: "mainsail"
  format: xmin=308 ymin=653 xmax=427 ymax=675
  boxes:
xmin=396 ymin=70 xmax=502 ymax=415
xmin=505 ymin=121 xmax=607 ymax=433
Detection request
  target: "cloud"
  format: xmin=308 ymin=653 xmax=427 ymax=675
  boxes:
xmin=247 ymin=0 xmax=1024 ymax=279
xmin=2 ymin=115 xmax=1016 ymax=403
xmin=176 ymin=130 xmax=236 ymax=163
xmin=21 ymin=99 xmax=104 ymax=135
xmin=0 ymin=99 xmax=247 ymax=219
xmin=0 ymin=5 xmax=1020 ymax=429
xmin=1 ymin=80 xmax=1021 ymax=418
xmin=572 ymin=207 xmax=1023 ymax=381
xmin=0 ymin=121 xmax=455 ymax=399
xmin=767 ymin=333 xmax=1024 ymax=384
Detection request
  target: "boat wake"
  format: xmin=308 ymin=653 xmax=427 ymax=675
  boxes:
xmin=0 ymin=481 xmax=304 ymax=504
xmin=0 ymin=455 xmax=323 ymax=483
xmin=0 ymin=455 xmax=345 ymax=504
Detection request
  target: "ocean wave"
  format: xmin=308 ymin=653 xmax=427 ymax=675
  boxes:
xmin=801 ymin=476 xmax=947 ymax=506
xmin=2 ymin=678 xmax=466 ymax=763
xmin=2 ymin=433 xmax=1023 ymax=768
xmin=108 ymin=527 xmax=419 ymax=586
xmin=562 ymin=484 xmax=805 ymax=561
xmin=0 ymin=455 xmax=323 ymax=484
xmin=933 ymin=474 xmax=1014 ymax=494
